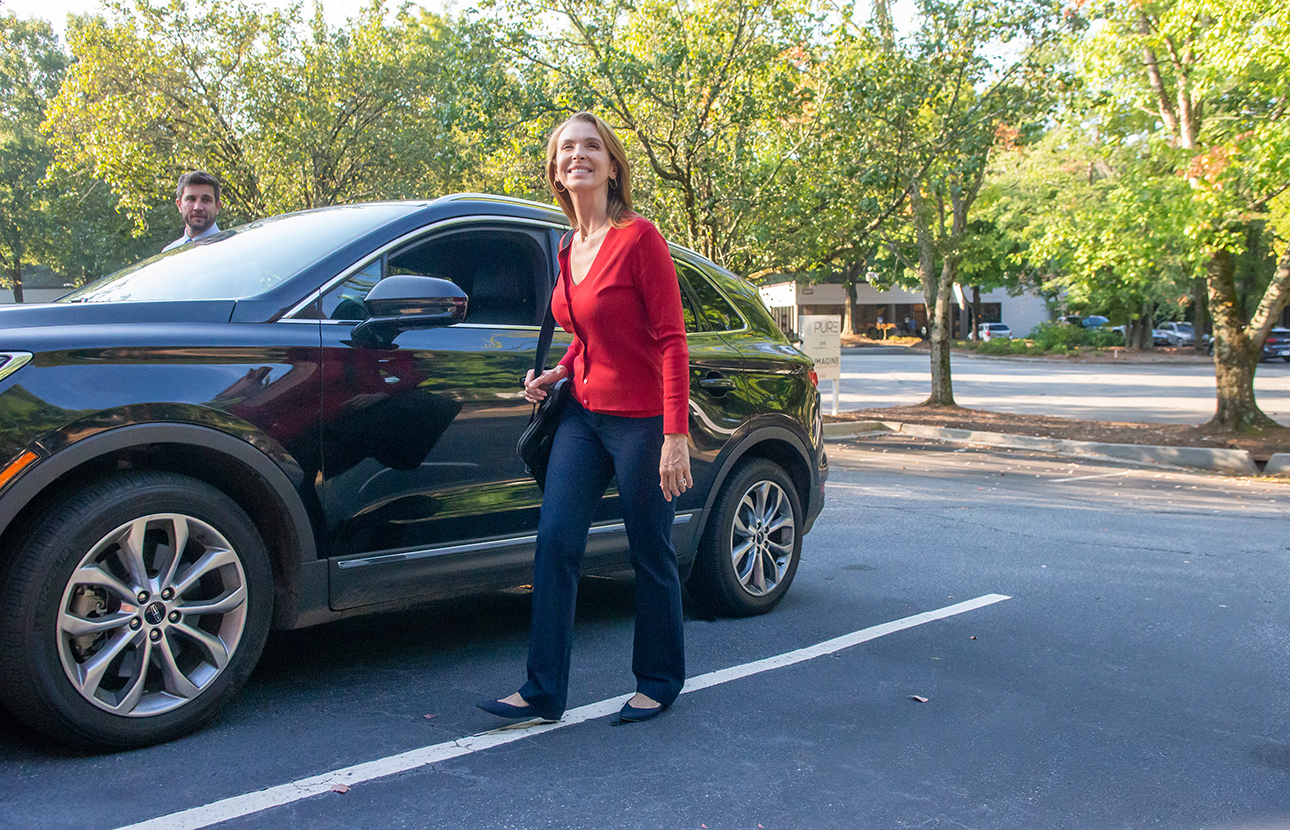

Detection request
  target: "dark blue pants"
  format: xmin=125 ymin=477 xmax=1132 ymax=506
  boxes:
xmin=519 ymin=400 xmax=685 ymax=719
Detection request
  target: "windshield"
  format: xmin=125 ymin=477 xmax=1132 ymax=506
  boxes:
xmin=60 ymin=204 xmax=415 ymax=304
xmin=1176 ymin=322 xmax=1194 ymax=332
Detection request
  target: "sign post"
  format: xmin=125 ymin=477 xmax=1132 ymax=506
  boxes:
xmin=798 ymin=315 xmax=842 ymax=415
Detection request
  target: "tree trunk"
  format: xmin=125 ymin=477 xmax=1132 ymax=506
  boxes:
xmin=927 ymin=278 xmax=955 ymax=406
xmin=1191 ymin=276 xmax=1207 ymax=354
xmin=970 ymin=286 xmax=982 ymax=340
xmin=1206 ymin=248 xmax=1276 ymax=430
xmin=912 ymin=187 xmax=957 ymax=407
xmin=873 ymin=0 xmax=895 ymax=45
xmin=843 ymin=262 xmax=860 ymax=335
xmin=1128 ymin=301 xmax=1154 ymax=350
xmin=8 ymin=263 xmax=23 ymax=304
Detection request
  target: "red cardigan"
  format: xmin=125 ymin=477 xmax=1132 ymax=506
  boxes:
xmin=553 ymin=218 xmax=690 ymax=435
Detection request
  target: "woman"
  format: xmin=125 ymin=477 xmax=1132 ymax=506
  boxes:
xmin=478 ymin=112 xmax=691 ymax=724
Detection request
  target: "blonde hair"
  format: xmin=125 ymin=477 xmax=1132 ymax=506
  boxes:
xmin=545 ymin=112 xmax=635 ymax=227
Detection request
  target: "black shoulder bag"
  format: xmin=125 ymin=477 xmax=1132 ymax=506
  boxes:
xmin=516 ymin=236 xmax=574 ymax=489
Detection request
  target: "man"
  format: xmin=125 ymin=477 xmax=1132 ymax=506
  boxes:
xmin=163 ymin=171 xmax=223 ymax=251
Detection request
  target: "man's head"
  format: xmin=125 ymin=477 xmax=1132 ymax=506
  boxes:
xmin=175 ymin=171 xmax=222 ymax=237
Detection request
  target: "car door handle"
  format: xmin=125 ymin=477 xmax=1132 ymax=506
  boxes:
xmin=698 ymin=373 xmax=736 ymax=393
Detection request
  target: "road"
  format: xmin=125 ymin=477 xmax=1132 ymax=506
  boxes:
xmin=2 ymin=437 xmax=1287 ymax=829
xmin=830 ymin=350 xmax=1290 ymax=424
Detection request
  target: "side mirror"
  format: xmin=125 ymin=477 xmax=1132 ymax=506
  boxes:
xmin=352 ymin=276 xmax=468 ymax=345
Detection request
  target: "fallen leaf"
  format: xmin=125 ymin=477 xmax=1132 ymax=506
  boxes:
xmin=423 ymin=714 xmax=437 ymax=720
xmin=907 ymin=695 xmax=929 ymax=703
xmin=332 ymin=784 xmax=350 ymax=794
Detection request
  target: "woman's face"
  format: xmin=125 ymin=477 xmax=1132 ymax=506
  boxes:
xmin=554 ymin=120 xmax=618 ymax=195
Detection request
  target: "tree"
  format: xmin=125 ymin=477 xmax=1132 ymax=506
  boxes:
xmin=879 ymin=0 xmax=1067 ymax=405
xmin=0 ymin=13 xmax=66 ymax=302
xmin=754 ymin=18 xmax=918 ymax=334
xmin=983 ymin=125 xmax=1198 ymax=347
xmin=1077 ymin=0 xmax=1290 ymax=430
xmin=43 ymin=0 xmax=510 ymax=231
xmin=489 ymin=0 xmax=821 ymax=272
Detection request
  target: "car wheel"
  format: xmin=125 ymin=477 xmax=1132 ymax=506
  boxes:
xmin=0 ymin=471 xmax=272 ymax=749
xmin=688 ymin=458 xmax=802 ymax=617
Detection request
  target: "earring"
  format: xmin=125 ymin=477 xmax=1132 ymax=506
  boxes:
xmin=608 ymin=177 xmax=618 ymax=190
xmin=554 ymin=180 xmax=567 ymax=193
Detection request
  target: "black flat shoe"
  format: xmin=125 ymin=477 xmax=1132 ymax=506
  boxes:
xmin=477 ymin=698 xmax=545 ymax=720
xmin=617 ymin=700 xmax=668 ymax=722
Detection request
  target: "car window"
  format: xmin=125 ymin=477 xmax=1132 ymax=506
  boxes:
xmin=319 ymin=227 xmax=546 ymax=325
xmin=676 ymin=259 xmax=743 ymax=332
xmin=61 ymin=204 xmax=413 ymax=304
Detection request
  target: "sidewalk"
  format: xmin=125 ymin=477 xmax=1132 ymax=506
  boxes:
xmin=824 ymin=418 xmax=1290 ymax=477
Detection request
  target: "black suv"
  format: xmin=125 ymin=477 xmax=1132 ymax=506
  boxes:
xmin=0 ymin=195 xmax=826 ymax=749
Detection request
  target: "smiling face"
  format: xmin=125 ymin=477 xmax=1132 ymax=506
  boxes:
xmin=176 ymin=184 xmax=221 ymax=236
xmin=553 ymin=120 xmax=618 ymax=196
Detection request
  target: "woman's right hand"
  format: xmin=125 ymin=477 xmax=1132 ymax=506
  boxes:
xmin=524 ymin=365 xmax=567 ymax=403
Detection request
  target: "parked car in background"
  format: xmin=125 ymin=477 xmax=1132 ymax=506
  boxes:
xmin=0 ymin=195 xmax=828 ymax=749
xmin=978 ymin=322 xmax=1012 ymax=341
xmin=1110 ymin=323 xmax=1171 ymax=346
xmin=1156 ymin=322 xmax=1195 ymax=347
xmin=1261 ymin=327 xmax=1290 ymax=361
xmin=1206 ymin=327 xmax=1290 ymax=360
xmin=1081 ymin=315 xmax=1110 ymax=329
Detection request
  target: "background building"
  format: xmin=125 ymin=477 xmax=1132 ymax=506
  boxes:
xmin=1 ymin=266 xmax=75 ymax=304
xmin=757 ymin=280 xmax=1050 ymax=339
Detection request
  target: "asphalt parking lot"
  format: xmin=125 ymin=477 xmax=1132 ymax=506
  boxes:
xmin=2 ymin=437 xmax=1288 ymax=829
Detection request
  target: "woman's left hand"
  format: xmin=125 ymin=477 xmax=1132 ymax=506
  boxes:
xmin=659 ymin=433 xmax=691 ymax=502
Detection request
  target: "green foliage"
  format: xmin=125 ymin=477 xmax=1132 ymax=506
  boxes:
xmin=44 ymin=0 xmax=520 ymax=232
xmin=1026 ymin=320 xmax=1120 ymax=349
xmin=488 ymin=0 xmax=820 ymax=272
xmin=978 ymin=338 xmax=1011 ymax=355
xmin=0 ymin=13 xmax=67 ymax=295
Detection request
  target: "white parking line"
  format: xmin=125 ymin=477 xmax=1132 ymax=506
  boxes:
xmin=113 ymin=593 xmax=1011 ymax=830
xmin=1050 ymin=471 xmax=1133 ymax=483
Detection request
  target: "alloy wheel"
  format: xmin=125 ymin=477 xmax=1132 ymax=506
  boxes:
xmin=56 ymin=513 xmax=249 ymax=717
xmin=729 ymin=480 xmax=797 ymax=597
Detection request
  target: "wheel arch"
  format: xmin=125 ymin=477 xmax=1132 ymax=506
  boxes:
xmin=0 ymin=423 xmax=319 ymax=629
xmin=693 ymin=424 xmax=814 ymax=551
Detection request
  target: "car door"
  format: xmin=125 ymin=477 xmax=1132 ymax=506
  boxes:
xmin=313 ymin=221 xmax=566 ymax=609
xmin=688 ymin=261 xmax=818 ymax=431
xmin=672 ymin=257 xmax=752 ymax=485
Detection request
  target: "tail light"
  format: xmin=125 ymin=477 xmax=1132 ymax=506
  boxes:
xmin=808 ymin=369 xmax=819 ymax=387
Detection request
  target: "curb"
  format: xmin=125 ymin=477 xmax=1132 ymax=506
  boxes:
xmin=824 ymin=420 xmax=1279 ymax=477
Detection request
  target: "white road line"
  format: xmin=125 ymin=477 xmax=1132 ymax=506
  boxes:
xmin=113 ymin=593 xmax=1011 ymax=830
xmin=1050 ymin=471 xmax=1133 ymax=483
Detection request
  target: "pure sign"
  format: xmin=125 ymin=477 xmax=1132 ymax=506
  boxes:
xmin=798 ymin=315 xmax=841 ymax=381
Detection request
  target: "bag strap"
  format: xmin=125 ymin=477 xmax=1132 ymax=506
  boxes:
xmin=533 ymin=230 xmax=575 ymax=376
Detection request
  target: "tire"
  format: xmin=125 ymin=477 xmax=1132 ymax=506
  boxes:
xmin=688 ymin=458 xmax=803 ymax=617
xmin=0 ymin=471 xmax=272 ymax=749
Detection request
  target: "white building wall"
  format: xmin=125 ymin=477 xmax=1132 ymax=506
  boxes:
xmin=758 ymin=281 xmax=798 ymax=307
xmin=991 ymin=289 xmax=1051 ymax=338
xmin=1 ymin=289 xmax=69 ymax=304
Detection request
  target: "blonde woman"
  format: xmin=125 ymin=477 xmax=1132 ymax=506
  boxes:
xmin=478 ymin=112 xmax=691 ymax=724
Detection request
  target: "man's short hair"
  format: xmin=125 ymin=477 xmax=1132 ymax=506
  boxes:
xmin=176 ymin=170 xmax=221 ymax=201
